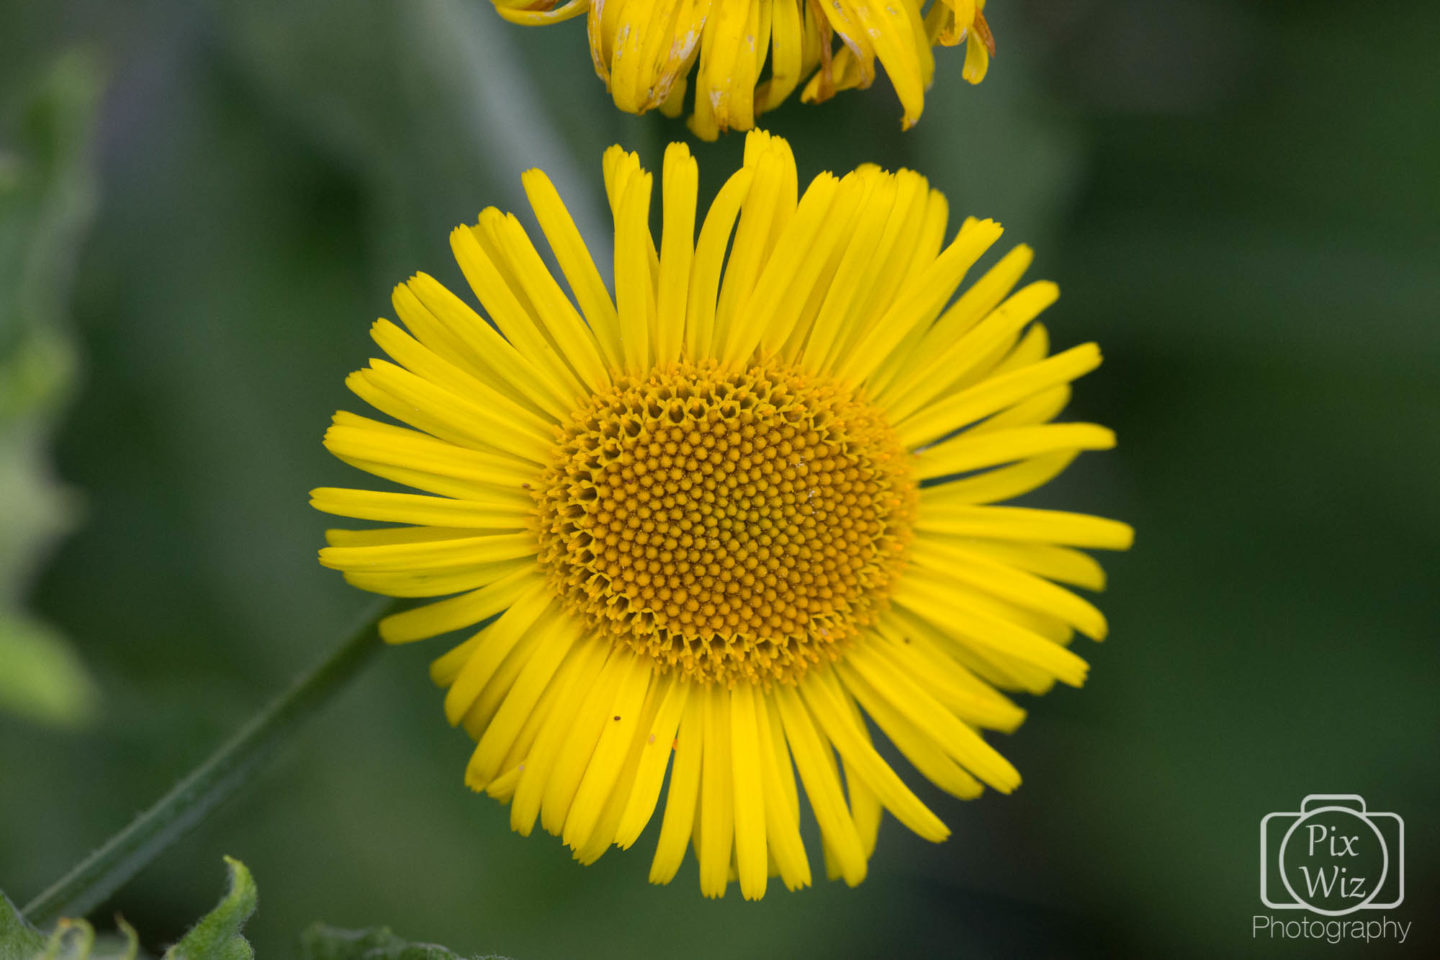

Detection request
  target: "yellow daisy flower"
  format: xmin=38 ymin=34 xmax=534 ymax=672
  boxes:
xmin=489 ymin=0 xmax=997 ymax=139
xmin=313 ymin=131 xmax=1131 ymax=899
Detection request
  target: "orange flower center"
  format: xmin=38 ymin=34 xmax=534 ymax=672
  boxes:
xmin=534 ymin=359 xmax=915 ymax=685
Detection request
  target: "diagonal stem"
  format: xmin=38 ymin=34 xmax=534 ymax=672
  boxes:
xmin=22 ymin=599 xmax=401 ymax=926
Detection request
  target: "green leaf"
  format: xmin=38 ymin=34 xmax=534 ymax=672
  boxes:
xmin=3 ymin=888 xmax=141 ymax=960
xmin=0 ymin=613 xmax=96 ymax=727
xmin=299 ymin=924 xmax=510 ymax=960
xmin=0 ymin=891 xmax=46 ymax=960
xmin=0 ymin=48 xmax=102 ymax=728
xmin=160 ymin=859 xmax=256 ymax=960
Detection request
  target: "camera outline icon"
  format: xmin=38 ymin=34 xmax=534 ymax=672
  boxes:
xmin=1260 ymin=794 xmax=1405 ymax=916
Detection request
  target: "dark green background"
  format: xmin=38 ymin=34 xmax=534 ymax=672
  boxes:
xmin=2 ymin=0 xmax=1437 ymax=956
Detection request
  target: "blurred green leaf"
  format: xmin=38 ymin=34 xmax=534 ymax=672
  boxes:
xmin=0 ymin=613 xmax=96 ymax=727
xmin=300 ymin=924 xmax=508 ymax=960
xmin=160 ymin=859 xmax=255 ymax=960
xmin=0 ymin=49 xmax=102 ymax=728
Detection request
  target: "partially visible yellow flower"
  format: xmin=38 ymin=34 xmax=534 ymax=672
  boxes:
xmin=490 ymin=0 xmax=997 ymax=139
xmin=314 ymin=131 xmax=1130 ymax=899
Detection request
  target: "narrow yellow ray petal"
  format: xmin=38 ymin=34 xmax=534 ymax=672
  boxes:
xmin=698 ymin=685 xmax=735 ymax=898
xmin=614 ymin=168 xmax=656 ymax=374
xmin=711 ymin=149 xmax=788 ymax=355
xmin=917 ymin=450 xmax=1078 ymax=506
xmin=310 ymin=488 xmax=531 ymax=531
xmin=685 ymin=167 xmax=754 ymax=358
xmin=605 ymin=0 xmax=653 ymax=109
xmin=955 ymin=540 xmax=1108 ymax=591
xmin=913 ymin=572 xmax=1079 ymax=652
xmin=800 ymin=669 xmax=950 ymax=842
xmin=370 ymin=318 xmax=562 ymax=436
xmin=764 ymin=699 xmax=799 ymax=821
xmin=483 ymin=766 xmax=521 ymax=801
xmin=573 ymin=676 xmax=666 ymax=864
xmin=450 ymin=224 xmax=586 ymax=402
xmin=820 ymin=171 xmax=930 ymax=372
xmin=912 ymin=536 xmax=1110 ymax=639
xmin=396 ymin=275 xmax=570 ymax=421
xmin=775 ymin=172 xmax=875 ymax=364
xmin=969 ymin=385 xmax=1071 ymax=437
xmin=656 ymin=143 xmax=698 ymax=366
xmin=988 ymin=320 xmax=1051 ymax=378
xmin=898 ymin=344 xmax=1102 ymax=449
xmin=563 ymin=653 xmax=654 ymax=850
xmin=319 ymin=532 xmax=535 ymax=574
xmin=441 ymin=581 xmax=554 ymax=726
xmin=878 ymin=243 xmax=1034 ymax=406
xmin=887 ymin=273 xmax=1055 ymax=418
xmin=484 ymin=213 xmax=612 ymax=394
xmin=659 ymin=72 xmax=689 ymax=120
xmin=729 ymin=683 xmax=769 ymax=900
xmin=379 ymin=566 xmax=541 ymax=644
xmin=465 ymin=616 xmax=582 ymax=787
xmin=342 ymin=559 xmax=529 ymax=599
xmin=835 ymin=660 xmax=984 ymax=799
xmin=872 ymin=617 xmax=1027 ymax=731
xmin=603 ymin=145 xmax=640 ymax=224
xmin=864 ymin=192 xmax=957 ymax=392
xmin=754 ymin=694 xmax=810 ymax=890
xmin=964 ymin=20 xmax=991 ymax=83
xmin=323 ymin=526 xmax=475 ymax=548
xmin=754 ymin=173 xmax=865 ymax=361
xmin=838 ymin=218 xmax=1009 ymax=386
xmin=927 ymin=243 xmax=1036 ymax=345
xmin=616 ymin=677 xmax=690 ymax=849
xmin=430 ymin=632 xmax=483 ymax=689
xmin=461 ymin=613 xmax=557 ymax=739
xmin=894 ymin=576 xmax=1091 ymax=687
xmin=347 ymin=360 xmax=553 ymax=464
xmin=916 ymin=423 xmax=1115 ymax=480
xmin=887 ymin=605 xmax=1058 ymax=696
xmin=324 ymin=413 xmax=535 ymax=500
xmin=774 ymin=686 xmax=867 ymax=886
xmin=540 ymin=649 xmax=634 ymax=836
xmin=650 ymin=693 xmax=705 ymax=884
xmin=521 ymin=168 xmax=623 ymax=370
xmin=799 ymin=170 xmax=892 ymax=369
xmin=917 ymin=504 xmax=1135 ymax=550
xmin=833 ymin=681 xmax=883 ymax=860
xmin=844 ymin=640 xmax=1020 ymax=791
xmin=511 ymin=636 xmax=610 ymax=836
xmin=722 ymin=172 xmax=844 ymax=364
xmin=895 ymin=586 xmax=1072 ymax=691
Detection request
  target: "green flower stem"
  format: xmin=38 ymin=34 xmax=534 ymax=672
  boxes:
xmin=22 ymin=599 xmax=401 ymax=926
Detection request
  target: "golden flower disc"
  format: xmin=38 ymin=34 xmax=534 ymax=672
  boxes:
xmin=534 ymin=358 xmax=917 ymax=686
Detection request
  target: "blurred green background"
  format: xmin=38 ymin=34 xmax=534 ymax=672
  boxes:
xmin=1 ymin=0 xmax=1436 ymax=956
